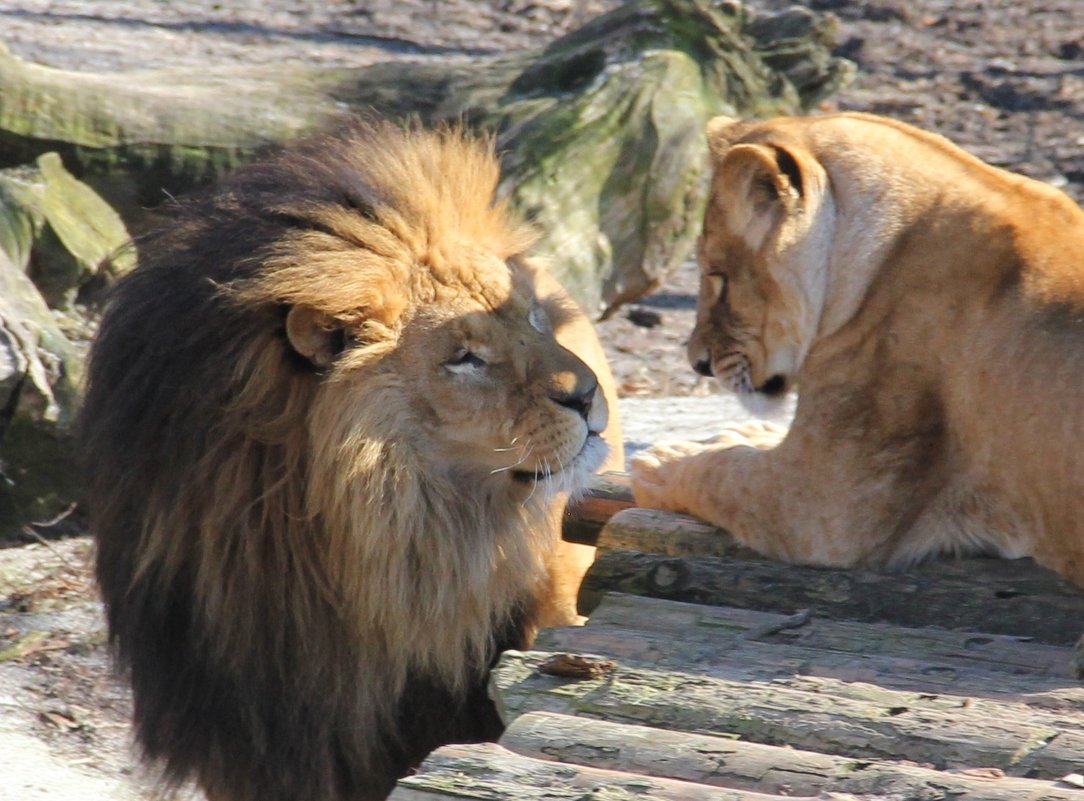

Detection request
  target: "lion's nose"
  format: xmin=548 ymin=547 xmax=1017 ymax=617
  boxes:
xmin=551 ymin=380 xmax=596 ymax=421
xmin=693 ymin=357 xmax=714 ymax=377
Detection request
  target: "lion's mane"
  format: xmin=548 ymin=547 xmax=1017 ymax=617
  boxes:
xmin=81 ymin=122 xmax=602 ymax=800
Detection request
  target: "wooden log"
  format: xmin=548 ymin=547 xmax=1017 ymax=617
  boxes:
xmin=389 ymin=741 xmax=840 ymax=800
xmin=562 ymin=471 xmax=635 ymax=546
xmin=578 ymin=509 xmax=1084 ymax=644
xmin=501 ymin=711 xmax=1081 ymax=800
xmin=596 ymin=506 xmax=760 ymax=557
xmin=492 ymin=649 xmax=1084 ymax=779
xmin=540 ymin=594 xmax=1083 ymax=708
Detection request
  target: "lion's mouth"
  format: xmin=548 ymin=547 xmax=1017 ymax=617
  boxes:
xmin=511 ymin=469 xmax=548 ymax=483
xmin=511 ymin=432 xmax=603 ymax=483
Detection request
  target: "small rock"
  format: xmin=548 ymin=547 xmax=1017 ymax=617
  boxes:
xmin=626 ymin=306 xmax=662 ymax=328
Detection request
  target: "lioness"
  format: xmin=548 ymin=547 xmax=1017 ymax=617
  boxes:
xmin=633 ymin=112 xmax=1084 ymax=583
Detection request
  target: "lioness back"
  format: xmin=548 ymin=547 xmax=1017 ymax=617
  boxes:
xmin=633 ymin=111 xmax=1084 ymax=589
xmin=81 ymin=120 xmax=621 ymax=801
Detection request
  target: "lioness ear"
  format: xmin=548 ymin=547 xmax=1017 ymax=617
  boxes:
xmin=285 ymin=305 xmax=346 ymax=369
xmin=716 ymin=142 xmax=807 ymax=249
xmin=720 ymin=143 xmax=805 ymax=207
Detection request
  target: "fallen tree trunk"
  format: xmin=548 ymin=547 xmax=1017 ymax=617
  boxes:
xmin=0 ymin=0 xmax=852 ymax=314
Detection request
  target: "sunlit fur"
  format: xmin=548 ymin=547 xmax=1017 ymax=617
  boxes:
xmin=81 ymin=121 xmax=622 ymax=801
xmin=634 ymin=112 xmax=1084 ymax=584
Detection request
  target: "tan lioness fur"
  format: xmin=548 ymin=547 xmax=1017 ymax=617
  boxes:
xmin=81 ymin=121 xmax=622 ymax=801
xmin=633 ymin=112 xmax=1084 ymax=583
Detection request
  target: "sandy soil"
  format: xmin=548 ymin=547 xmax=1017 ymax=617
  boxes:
xmin=2 ymin=0 xmax=1084 ymax=796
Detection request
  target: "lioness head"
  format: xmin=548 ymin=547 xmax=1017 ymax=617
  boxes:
xmin=688 ymin=115 xmax=835 ymax=410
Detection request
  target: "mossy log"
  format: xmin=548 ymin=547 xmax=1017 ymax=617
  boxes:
xmin=577 ymin=506 xmax=1084 ymax=644
xmin=0 ymin=154 xmax=133 ymax=307
xmin=0 ymin=0 xmax=852 ymax=314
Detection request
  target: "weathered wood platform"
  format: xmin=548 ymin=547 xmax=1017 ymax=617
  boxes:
xmin=391 ymin=473 xmax=1084 ymax=800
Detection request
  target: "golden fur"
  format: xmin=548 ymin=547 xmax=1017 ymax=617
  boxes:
xmin=81 ymin=121 xmax=622 ymax=801
xmin=633 ymin=112 xmax=1084 ymax=584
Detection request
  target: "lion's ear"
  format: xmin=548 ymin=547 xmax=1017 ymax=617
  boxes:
xmin=716 ymin=142 xmax=807 ymax=249
xmin=285 ymin=305 xmax=346 ymax=369
xmin=705 ymin=116 xmax=743 ymax=160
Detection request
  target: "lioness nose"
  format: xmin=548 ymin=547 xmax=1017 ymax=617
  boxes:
xmin=693 ymin=357 xmax=714 ymax=377
xmin=551 ymin=379 xmax=596 ymax=421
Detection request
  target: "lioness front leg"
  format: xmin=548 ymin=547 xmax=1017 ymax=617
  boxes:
xmin=631 ymin=421 xmax=901 ymax=566
xmin=631 ymin=428 xmax=794 ymax=560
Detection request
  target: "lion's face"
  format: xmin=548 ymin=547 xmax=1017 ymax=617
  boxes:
xmin=289 ymin=251 xmax=609 ymax=496
xmin=687 ymin=116 xmax=835 ymax=411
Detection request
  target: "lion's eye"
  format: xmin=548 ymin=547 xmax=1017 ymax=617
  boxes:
xmin=528 ymin=302 xmax=551 ymax=335
xmin=706 ymin=272 xmax=727 ymax=304
xmin=445 ymin=348 xmax=486 ymax=374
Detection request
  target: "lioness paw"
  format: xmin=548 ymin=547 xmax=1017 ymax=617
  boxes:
xmin=630 ymin=440 xmax=713 ymax=511
xmin=705 ymin=421 xmax=787 ymax=450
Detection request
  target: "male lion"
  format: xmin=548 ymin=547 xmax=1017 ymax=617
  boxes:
xmin=633 ymin=112 xmax=1084 ymax=584
xmin=81 ymin=121 xmax=622 ymax=801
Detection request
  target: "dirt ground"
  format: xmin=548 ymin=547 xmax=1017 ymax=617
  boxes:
xmin=2 ymin=0 xmax=1084 ymax=796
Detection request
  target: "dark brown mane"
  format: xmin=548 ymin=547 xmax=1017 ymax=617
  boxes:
xmin=80 ymin=120 xmax=550 ymax=801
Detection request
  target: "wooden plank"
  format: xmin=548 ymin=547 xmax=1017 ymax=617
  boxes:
xmin=388 ymin=742 xmax=837 ymax=800
xmin=501 ymin=711 xmax=1082 ymax=801
xmin=579 ymin=541 xmax=1084 ymax=645
xmin=562 ymin=471 xmax=635 ymax=546
xmin=537 ymin=595 xmax=1084 ymax=705
xmin=492 ymin=649 xmax=1084 ymax=779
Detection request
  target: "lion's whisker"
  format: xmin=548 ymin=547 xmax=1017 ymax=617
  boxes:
xmin=492 ymin=436 xmax=522 ymax=454
xmin=490 ymin=440 xmax=534 ymax=474
xmin=524 ymin=456 xmax=548 ymax=506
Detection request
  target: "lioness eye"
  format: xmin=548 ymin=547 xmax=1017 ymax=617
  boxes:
xmin=445 ymin=349 xmax=486 ymax=373
xmin=706 ymin=272 xmax=727 ymax=303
